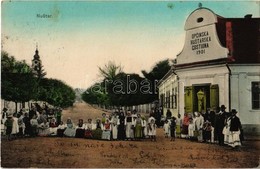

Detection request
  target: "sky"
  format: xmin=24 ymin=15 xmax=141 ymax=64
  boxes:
xmin=1 ymin=1 xmax=259 ymax=89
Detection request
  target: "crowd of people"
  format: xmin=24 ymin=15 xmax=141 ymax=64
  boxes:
xmin=1 ymin=103 xmax=243 ymax=150
xmin=1 ymin=103 xmax=62 ymax=140
xmin=172 ymin=105 xmax=243 ymax=150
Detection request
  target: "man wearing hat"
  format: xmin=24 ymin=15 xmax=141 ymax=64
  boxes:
xmin=4 ymin=112 xmax=13 ymax=141
xmin=215 ymin=105 xmax=227 ymax=146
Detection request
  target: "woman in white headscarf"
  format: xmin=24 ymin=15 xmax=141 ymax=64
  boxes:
xmin=111 ymin=113 xmax=119 ymax=140
xmin=64 ymin=118 xmax=76 ymax=137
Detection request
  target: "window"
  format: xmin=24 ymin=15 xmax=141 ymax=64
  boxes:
xmin=197 ymin=17 xmax=204 ymax=23
xmin=171 ymin=87 xmax=178 ymax=109
xmin=166 ymin=91 xmax=170 ymax=108
xmin=252 ymin=82 xmax=260 ymax=109
xmin=160 ymin=94 xmax=164 ymax=107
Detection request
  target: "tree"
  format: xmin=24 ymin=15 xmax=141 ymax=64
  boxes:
xmin=83 ymin=59 xmax=171 ymax=108
xmin=141 ymin=59 xmax=172 ymax=103
xmin=38 ymin=78 xmax=76 ymax=108
xmin=98 ymin=61 xmax=122 ymax=81
xmin=142 ymin=59 xmax=172 ymax=81
xmin=1 ymin=51 xmax=38 ymax=112
xmin=81 ymin=82 xmax=110 ymax=108
xmin=1 ymin=51 xmax=76 ymax=111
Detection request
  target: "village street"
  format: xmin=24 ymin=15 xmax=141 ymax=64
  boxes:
xmin=1 ymin=103 xmax=259 ymax=168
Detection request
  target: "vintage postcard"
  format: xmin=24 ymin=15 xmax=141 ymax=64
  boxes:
xmin=1 ymin=0 xmax=260 ymax=168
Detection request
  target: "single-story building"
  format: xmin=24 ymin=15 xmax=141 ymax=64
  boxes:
xmin=158 ymin=7 xmax=260 ymax=135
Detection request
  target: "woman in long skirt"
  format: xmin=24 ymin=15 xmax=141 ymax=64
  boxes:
xmin=148 ymin=119 xmax=157 ymax=141
xmin=176 ymin=114 xmax=182 ymax=138
xmin=170 ymin=117 xmax=176 ymax=141
xmin=101 ymin=119 xmax=111 ymax=140
xmin=125 ymin=112 xmax=134 ymax=140
xmin=64 ymin=118 xmax=76 ymax=137
xmin=181 ymin=113 xmax=189 ymax=139
xmin=134 ymin=114 xmax=143 ymax=140
xmin=163 ymin=119 xmax=171 ymax=138
xmin=85 ymin=118 xmax=93 ymax=139
xmin=49 ymin=118 xmax=58 ymax=136
xmin=11 ymin=113 xmax=19 ymax=139
xmin=117 ymin=112 xmax=126 ymax=140
xmin=223 ymin=116 xmax=231 ymax=145
xmin=75 ymin=119 xmax=85 ymax=138
xmin=142 ymin=116 xmax=148 ymax=138
xmin=111 ymin=114 xmax=119 ymax=140
xmin=38 ymin=120 xmax=50 ymax=136
xmin=57 ymin=121 xmax=66 ymax=137
xmin=229 ymin=109 xmax=242 ymax=149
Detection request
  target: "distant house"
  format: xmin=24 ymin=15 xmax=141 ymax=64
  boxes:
xmin=158 ymin=7 xmax=260 ymax=135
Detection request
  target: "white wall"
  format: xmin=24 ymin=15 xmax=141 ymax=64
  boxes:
xmin=176 ymin=64 xmax=230 ymax=116
xmin=158 ymin=74 xmax=178 ymax=117
xmin=230 ymin=65 xmax=260 ymax=125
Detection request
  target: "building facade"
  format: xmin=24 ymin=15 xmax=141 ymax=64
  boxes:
xmin=159 ymin=7 xmax=260 ymax=135
xmin=158 ymin=69 xmax=178 ymax=117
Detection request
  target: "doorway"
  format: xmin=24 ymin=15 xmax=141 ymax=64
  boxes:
xmin=193 ymin=84 xmax=210 ymax=113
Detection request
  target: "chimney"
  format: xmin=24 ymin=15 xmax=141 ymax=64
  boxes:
xmin=244 ymin=14 xmax=252 ymax=19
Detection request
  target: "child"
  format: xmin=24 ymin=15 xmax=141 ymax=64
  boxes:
xmin=203 ymin=120 xmax=212 ymax=143
xmin=163 ymin=119 xmax=171 ymax=138
xmin=188 ymin=118 xmax=195 ymax=140
xmin=4 ymin=113 xmax=13 ymax=141
xmin=170 ymin=117 xmax=176 ymax=141
xmin=148 ymin=119 xmax=157 ymax=141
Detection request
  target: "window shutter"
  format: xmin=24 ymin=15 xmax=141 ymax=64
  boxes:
xmin=184 ymin=86 xmax=194 ymax=113
xmin=210 ymin=84 xmax=219 ymax=109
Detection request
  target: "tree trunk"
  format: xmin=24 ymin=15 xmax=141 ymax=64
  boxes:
xmin=28 ymin=101 xmax=31 ymax=111
xmin=15 ymin=102 xmax=18 ymax=113
xmin=22 ymin=102 xmax=25 ymax=108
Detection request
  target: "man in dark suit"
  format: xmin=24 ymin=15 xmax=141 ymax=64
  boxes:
xmin=215 ymin=105 xmax=227 ymax=146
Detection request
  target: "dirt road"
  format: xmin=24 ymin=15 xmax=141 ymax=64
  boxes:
xmin=1 ymin=103 xmax=260 ymax=168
